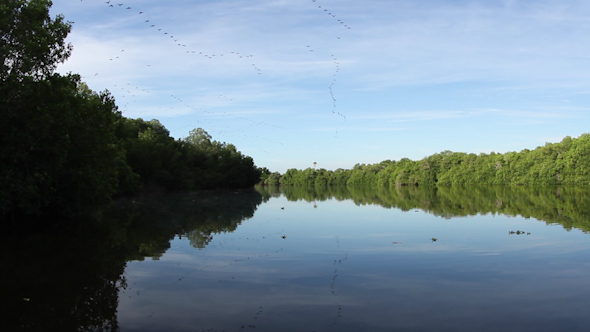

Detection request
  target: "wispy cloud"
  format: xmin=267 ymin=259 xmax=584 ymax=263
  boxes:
xmin=352 ymin=110 xmax=466 ymax=122
xmin=49 ymin=0 xmax=590 ymax=172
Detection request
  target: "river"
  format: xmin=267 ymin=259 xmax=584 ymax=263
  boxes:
xmin=2 ymin=186 xmax=590 ymax=331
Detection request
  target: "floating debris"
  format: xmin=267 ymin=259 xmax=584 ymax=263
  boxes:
xmin=509 ymin=230 xmax=530 ymax=235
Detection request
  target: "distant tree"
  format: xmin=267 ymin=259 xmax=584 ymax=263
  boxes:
xmin=273 ymin=134 xmax=590 ymax=189
xmin=314 ymin=169 xmax=330 ymax=187
xmin=116 ymin=118 xmax=192 ymax=191
xmin=185 ymin=128 xmax=213 ymax=150
xmin=280 ymin=169 xmax=299 ymax=185
xmin=264 ymin=172 xmax=282 ymax=186
xmin=182 ymin=128 xmax=260 ymax=189
xmin=328 ymin=168 xmax=351 ymax=186
xmin=257 ymin=167 xmax=272 ymax=184
xmin=560 ymin=133 xmax=590 ymax=184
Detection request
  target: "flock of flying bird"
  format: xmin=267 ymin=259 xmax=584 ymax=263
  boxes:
xmin=79 ymin=0 xmax=351 ymax=148
xmin=75 ymin=1 xmax=354 ymax=325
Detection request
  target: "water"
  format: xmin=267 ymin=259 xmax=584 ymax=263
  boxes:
xmin=2 ymin=186 xmax=590 ymax=331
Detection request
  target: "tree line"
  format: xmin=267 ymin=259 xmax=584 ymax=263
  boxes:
xmin=259 ymin=133 xmax=590 ymax=187
xmin=1 ymin=0 xmax=260 ymax=223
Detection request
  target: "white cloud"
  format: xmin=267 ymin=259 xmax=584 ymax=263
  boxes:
xmin=48 ymin=0 xmax=590 ymax=172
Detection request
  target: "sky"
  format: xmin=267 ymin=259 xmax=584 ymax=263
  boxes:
xmin=51 ymin=0 xmax=590 ymax=173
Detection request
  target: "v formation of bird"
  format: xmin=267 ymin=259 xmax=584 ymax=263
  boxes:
xmin=85 ymin=0 xmax=351 ymax=145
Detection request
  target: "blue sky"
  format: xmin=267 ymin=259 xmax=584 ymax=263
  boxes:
xmin=51 ymin=0 xmax=590 ymax=173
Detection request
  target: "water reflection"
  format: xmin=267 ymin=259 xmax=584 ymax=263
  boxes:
xmin=2 ymin=186 xmax=590 ymax=331
xmin=0 ymin=219 xmax=124 ymax=331
xmin=258 ymin=185 xmax=590 ymax=233
xmin=0 ymin=188 xmax=263 ymax=331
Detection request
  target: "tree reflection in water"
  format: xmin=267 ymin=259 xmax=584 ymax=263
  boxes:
xmin=0 ymin=188 xmax=263 ymax=331
xmin=258 ymin=185 xmax=590 ymax=233
xmin=2 ymin=185 xmax=590 ymax=331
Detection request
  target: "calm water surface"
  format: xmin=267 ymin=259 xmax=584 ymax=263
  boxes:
xmin=3 ymin=186 xmax=590 ymax=331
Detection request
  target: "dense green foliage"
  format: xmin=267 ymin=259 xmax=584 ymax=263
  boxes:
xmin=1 ymin=74 xmax=124 ymax=217
xmin=1 ymin=0 xmax=72 ymax=79
xmin=116 ymin=121 xmax=260 ymax=193
xmin=271 ymin=134 xmax=590 ymax=188
xmin=1 ymin=0 xmax=260 ymax=224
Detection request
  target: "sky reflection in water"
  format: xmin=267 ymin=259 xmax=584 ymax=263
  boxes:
xmin=117 ymin=192 xmax=590 ymax=332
